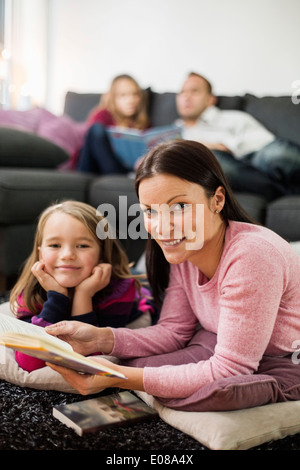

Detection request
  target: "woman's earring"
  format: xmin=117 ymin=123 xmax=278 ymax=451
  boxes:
xmin=215 ymin=209 xmax=219 ymax=214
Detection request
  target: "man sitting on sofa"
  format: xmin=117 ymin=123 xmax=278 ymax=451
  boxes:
xmin=175 ymin=72 xmax=300 ymax=199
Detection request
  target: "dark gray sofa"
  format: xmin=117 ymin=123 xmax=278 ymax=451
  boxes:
xmin=0 ymin=88 xmax=299 ymax=291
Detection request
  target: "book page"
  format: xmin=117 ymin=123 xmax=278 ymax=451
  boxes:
xmin=0 ymin=313 xmax=126 ymax=378
xmin=0 ymin=333 xmax=126 ymax=378
xmin=0 ymin=313 xmax=72 ymax=351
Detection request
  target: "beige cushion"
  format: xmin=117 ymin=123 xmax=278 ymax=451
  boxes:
xmin=136 ymin=391 xmax=300 ymax=450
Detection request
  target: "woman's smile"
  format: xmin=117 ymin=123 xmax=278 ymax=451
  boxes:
xmin=158 ymin=237 xmax=186 ymax=247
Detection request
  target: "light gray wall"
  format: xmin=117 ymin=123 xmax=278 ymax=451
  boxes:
xmin=15 ymin=0 xmax=300 ymax=113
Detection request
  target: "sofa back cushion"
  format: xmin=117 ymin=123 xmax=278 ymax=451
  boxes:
xmin=147 ymin=90 xmax=179 ymax=126
xmin=64 ymin=90 xmax=299 ymax=145
xmin=244 ymin=94 xmax=300 ymax=146
xmin=64 ymin=92 xmax=101 ymax=122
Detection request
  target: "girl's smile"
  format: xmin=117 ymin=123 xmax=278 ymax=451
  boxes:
xmin=56 ymin=265 xmax=81 ymax=271
xmin=39 ymin=212 xmax=100 ymax=288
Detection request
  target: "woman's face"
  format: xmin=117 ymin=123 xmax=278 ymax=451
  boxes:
xmin=38 ymin=212 xmax=100 ymax=288
xmin=114 ymin=78 xmax=142 ymax=118
xmin=139 ymin=173 xmax=224 ymax=267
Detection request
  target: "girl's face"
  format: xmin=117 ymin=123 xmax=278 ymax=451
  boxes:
xmin=139 ymin=173 xmax=224 ymax=268
xmin=38 ymin=212 xmax=100 ymax=288
xmin=114 ymin=78 xmax=142 ymax=118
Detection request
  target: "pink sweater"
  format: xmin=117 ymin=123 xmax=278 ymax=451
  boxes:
xmin=111 ymin=221 xmax=300 ymax=398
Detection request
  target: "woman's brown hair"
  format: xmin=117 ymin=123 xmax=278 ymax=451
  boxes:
xmin=135 ymin=139 xmax=256 ymax=305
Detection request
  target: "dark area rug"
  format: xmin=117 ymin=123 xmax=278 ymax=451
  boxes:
xmin=1 ymin=379 xmax=300 ymax=452
xmin=0 ymin=380 xmax=207 ymax=452
xmin=1 ymin=294 xmax=300 ymax=453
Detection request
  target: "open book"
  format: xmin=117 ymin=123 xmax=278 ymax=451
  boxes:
xmin=53 ymin=391 xmax=157 ymax=436
xmin=106 ymin=124 xmax=182 ymax=170
xmin=0 ymin=313 xmax=126 ymax=379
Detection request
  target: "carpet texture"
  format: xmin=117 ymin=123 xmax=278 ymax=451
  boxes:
xmin=1 ymin=379 xmax=300 ymax=451
xmin=0 ymin=380 xmax=207 ymax=451
xmin=1 ymin=291 xmax=300 ymax=451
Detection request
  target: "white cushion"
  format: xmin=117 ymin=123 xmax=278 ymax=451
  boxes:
xmin=136 ymin=391 xmax=300 ymax=450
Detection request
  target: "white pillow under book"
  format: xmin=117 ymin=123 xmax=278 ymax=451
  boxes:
xmin=0 ymin=346 xmax=78 ymax=393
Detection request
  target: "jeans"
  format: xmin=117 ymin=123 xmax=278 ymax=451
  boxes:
xmin=250 ymin=138 xmax=300 ymax=190
xmin=213 ymin=138 xmax=300 ymax=199
xmin=77 ymin=123 xmax=128 ymax=175
xmin=212 ymin=150 xmax=285 ymax=200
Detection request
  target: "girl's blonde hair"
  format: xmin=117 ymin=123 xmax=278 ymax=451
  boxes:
xmin=91 ymin=74 xmax=149 ymax=130
xmin=10 ymin=200 xmax=142 ymax=315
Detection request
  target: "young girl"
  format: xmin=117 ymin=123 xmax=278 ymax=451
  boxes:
xmin=10 ymin=200 xmax=156 ymax=372
xmin=76 ymin=74 xmax=149 ymax=174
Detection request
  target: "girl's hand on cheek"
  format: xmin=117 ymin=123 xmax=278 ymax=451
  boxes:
xmin=71 ymin=264 xmax=112 ymax=317
xmin=76 ymin=263 xmax=112 ymax=297
xmin=31 ymin=261 xmax=68 ymax=296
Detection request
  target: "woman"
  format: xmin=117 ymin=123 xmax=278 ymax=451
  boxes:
xmin=46 ymin=140 xmax=300 ymax=410
xmin=76 ymin=74 xmax=149 ymax=174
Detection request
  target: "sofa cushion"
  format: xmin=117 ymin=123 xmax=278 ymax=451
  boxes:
xmin=266 ymin=196 xmax=300 ymax=241
xmin=244 ymin=94 xmax=300 ymax=146
xmin=63 ymin=91 xmax=101 ymax=122
xmin=148 ymin=89 xmax=179 ymax=126
xmin=216 ymin=95 xmax=245 ymax=110
xmin=234 ymin=192 xmax=267 ymax=223
xmin=89 ymin=175 xmax=139 ymax=208
xmin=0 ymin=224 xmax=37 ymax=276
xmin=0 ymin=127 xmax=69 ymax=168
xmin=0 ymin=169 xmax=92 ymax=224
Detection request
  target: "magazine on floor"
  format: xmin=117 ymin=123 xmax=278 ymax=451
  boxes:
xmin=53 ymin=391 xmax=157 ymax=435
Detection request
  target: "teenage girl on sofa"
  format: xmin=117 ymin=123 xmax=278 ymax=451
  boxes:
xmin=75 ymin=74 xmax=150 ymax=174
xmin=9 ymin=200 xmax=156 ymax=372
